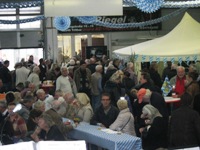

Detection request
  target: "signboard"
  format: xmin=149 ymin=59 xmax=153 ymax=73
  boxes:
xmin=59 ymin=9 xmax=161 ymax=33
xmin=45 ymin=0 xmax=122 ymax=17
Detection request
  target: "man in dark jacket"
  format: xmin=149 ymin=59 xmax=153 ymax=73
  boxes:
xmin=90 ymin=92 xmax=119 ymax=128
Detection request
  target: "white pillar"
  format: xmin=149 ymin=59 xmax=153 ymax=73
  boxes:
xmin=87 ymin=34 xmax=92 ymax=46
xmin=45 ymin=17 xmax=58 ymax=62
xmin=71 ymin=35 xmax=76 ymax=57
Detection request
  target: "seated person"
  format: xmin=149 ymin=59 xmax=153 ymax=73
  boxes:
xmin=31 ymin=113 xmax=66 ymax=141
xmin=7 ymin=102 xmax=27 ymax=143
xmin=90 ymin=92 xmax=119 ymax=128
xmin=76 ymin=93 xmax=93 ymax=123
xmin=141 ymin=104 xmax=168 ymax=150
xmin=109 ymin=98 xmax=136 ymax=136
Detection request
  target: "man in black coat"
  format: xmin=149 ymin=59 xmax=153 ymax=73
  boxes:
xmin=90 ymin=92 xmax=119 ymax=128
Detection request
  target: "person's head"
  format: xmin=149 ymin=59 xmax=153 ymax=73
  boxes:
xmin=188 ymin=64 xmax=197 ymax=73
xmin=28 ymin=83 xmax=36 ymax=92
xmin=33 ymin=101 xmax=45 ymax=112
xmin=140 ymin=72 xmax=151 ymax=84
xmin=7 ymin=102 xmax=16 ymax=116
xmin=176 ymin=66 xmax=185 ymax=79
xmin=63 ymin=92 xmax=75 ymax=103
xmin=51 ymin=97 xmax=64 ymax=110
xmin=127 ymin=62 xmax=134 ymax=70
xmin=36 ymin=89 xmax=46 ymax=101
xmin=0 ymin=101 xmax=7 ymax=113
xmin=5 ymin=92 xmax=15 ymax=104
xmin=117 ymin=98 xmax=128 ymax=110
xmin=14 ymin=92 xmax=22 ymax=103
xmin=4 ymin=60 xmax=9 ymax=67
xmin=95 ymin=65 xmax=103 ymax=73
xmin=80 ymin=60 xmax=87 ymax=70
xmin=29 ymin=55 xmax=34 ymax=61
xmin=33 ymin=66 xmax=40 ymax=74
xmin=110 ymin=70 xmax=124 ymax=83
xmin=23 ymin=95 xmax=34 ymax=108
xmin=123 ymin=71 xmax=130 ymax=78
xmin=60 ymin=66 xmax=68 ymax=77
xmin=29 ymin=109 xmax=43 ymax=124
xmin=38 ymin=113 xmax=55 ymax=130
xmin=149 ymin=62 xmax=158 ymax=71
xmin=141 ymin=104 xmax=162 ymax=124
xmin=180 ymin=92 xmax=193 ymax=106
xmin=101 ymin=93 xmax=111 ymax=108
xmin=137 ymin=88 xmax=152 ymax=104
xmin=113 ymin=58 xmax=120 ymax=67
xmin=54 ymin=90 xmax=63 ymax=100
xmin=76 ymin=93 xmax=90 ymax=106
xmin=187 ymin=72 xmax=199 ymax=82
xmin=90 ymin=58 xmax=96 ymax=64
xmin=166 ymin=61 xmax=172 ymax=68
xmin=39 ymin=58 xmax=44 ymax=65
xmin=15 ymin=82 xmax=25 ymax=91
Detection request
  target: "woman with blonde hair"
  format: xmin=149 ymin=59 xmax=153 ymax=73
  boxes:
xmin=109 ymin=98 xmax=136 ymax=136
xmin=76 ymin=93 xmax=93 ymax=122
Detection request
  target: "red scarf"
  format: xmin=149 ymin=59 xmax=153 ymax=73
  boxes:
xmin=175 ymin=75 xmax=186 ymax=96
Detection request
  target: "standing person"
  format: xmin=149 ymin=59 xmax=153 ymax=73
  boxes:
xmin=91 ymin=65 xmax=103 ymax=111
xmin=170 ymin=66 xmax=186 ymax=97
xmin=87 ymin=57 xmax=97 ymax=74
xmin=15 ymin=62 xmax=30 ymax=86
xmin=38 ymin=58 xmax=47 ymax=82
xmin=162 ymin=61 xmax=172 ymax=81
xmin=73 ymin=60 xmax=91 ymax=97
xmin=27 ymin=66 xmax=41 ymax=91
xmin=56 ymin=66 xmax=77 ymax=95
xmin=90 ymin=92 xmax=119 ymax=128
xmin=125 ymin=62 xmax=138 ymax=85
xmin=0 ymin=60 xmax=12 ymax=92
xmin=27 ymin=55 xmax=34 ymax=68
xmin=169 ymin=92 xmax=200 ymax=149
xmin=149 ymin=62 xmax=163 ymax=88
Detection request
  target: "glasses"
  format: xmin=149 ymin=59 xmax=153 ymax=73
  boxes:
xmin=101 ymin=99 xmax=110 ymax=100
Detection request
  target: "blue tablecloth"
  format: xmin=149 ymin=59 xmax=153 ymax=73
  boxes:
xmin=68 ymin=122 xmax=142 ymax=150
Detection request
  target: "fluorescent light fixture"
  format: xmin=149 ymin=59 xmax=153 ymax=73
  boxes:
xmin=44 ymin=0 xmax=122 ymax=17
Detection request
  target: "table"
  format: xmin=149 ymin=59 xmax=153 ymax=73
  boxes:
xmin=164 ymin=97 xmax=180 ymax=103
xmin=40 ymin=84 xmax=54 ymax=94
xmin=68 ymin=122 xmax=142 ymax=150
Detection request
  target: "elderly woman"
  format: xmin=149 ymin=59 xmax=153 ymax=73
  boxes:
xmin=31 ymin=113 xmax=66 ymax=141
xmin=109 ymin=98 xmax=136 ymax=136
xmin=27 ymin=66 xmax=41 ymax=90
xmin=76 ymin=93 xmax=93 ymax=122
xmin=141 ymin=104 xmax=168 ymax=150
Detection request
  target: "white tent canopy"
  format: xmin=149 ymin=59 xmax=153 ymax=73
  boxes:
xmin=114 ymin=12 xmax=200 ymax=62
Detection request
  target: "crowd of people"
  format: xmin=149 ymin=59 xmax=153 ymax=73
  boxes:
xmin=0 ymin=54 xmax=200 ymax=149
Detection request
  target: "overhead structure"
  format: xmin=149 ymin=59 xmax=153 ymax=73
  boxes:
xmin=114 ymin=12 xmax=200 ymax=62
